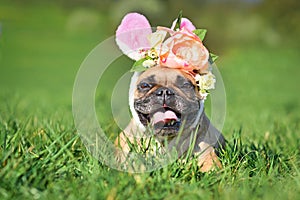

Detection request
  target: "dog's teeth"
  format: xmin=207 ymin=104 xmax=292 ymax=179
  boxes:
xmin=164 ymin=120 xmax=177 ymax=127
xmin=167 ymin=120 xmax=174 ymax=126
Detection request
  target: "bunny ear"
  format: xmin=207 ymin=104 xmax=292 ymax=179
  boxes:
xmin=171 ymin=17 xmax=196 ymax=32
xmin=116 ymin=13 xmax=152 ymax=60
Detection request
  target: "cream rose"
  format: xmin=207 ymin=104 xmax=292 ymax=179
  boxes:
xmin=195 ymin=72 xmax=216 ymax=99
xmin=195 ymin=72 xmax=216 ymax=90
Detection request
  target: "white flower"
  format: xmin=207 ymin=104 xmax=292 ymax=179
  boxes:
xmin=194 ymin=74 xmax=201 ymax=82
xmin=147 ymin=30 xmax=167 ymax=48
xmin=142 ymin=59 xmax=156 ymax=68
xmin=199 ymin=89 xmax=209 ymax=100
xmin=195 ymin=72 xmax=216 ymax=99
xmin=147 ymin=49 xmax=158 ymax=59
xmin=195 ymin=72 xmax=216 ymax=90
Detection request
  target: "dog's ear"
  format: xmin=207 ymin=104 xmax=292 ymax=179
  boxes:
xmin=116 ymin=13 xmax=152 ymax=61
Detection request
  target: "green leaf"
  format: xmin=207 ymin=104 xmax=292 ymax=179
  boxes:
xmin=174 ymin=10 xmax=183 ymax=31
xmin=210 ymin=53 xmax=219 ymax=62
xmin=193 ymin=29 xmax=207 ymax=41
xmin=130 ymin=58 xmax=147 ymax=72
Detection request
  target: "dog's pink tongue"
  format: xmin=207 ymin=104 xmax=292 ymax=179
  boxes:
xmin=152 ymin=110 xmax=178 ymax=124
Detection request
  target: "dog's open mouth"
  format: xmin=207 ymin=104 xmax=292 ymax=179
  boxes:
xmin=138 ymin=107 xmax=182 ymax=132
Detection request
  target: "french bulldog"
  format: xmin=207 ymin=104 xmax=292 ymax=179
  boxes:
xmin=115 ymin=66 xmax=225 ymax=172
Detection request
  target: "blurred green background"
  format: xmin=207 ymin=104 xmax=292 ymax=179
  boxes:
xmin=0 ymin=0 xmax=299 ymax=138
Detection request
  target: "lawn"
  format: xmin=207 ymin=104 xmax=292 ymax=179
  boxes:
xmin=0 ymin=2 xmax=300 ymax=200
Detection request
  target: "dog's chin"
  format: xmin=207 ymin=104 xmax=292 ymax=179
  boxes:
xmin=136 ymin=107 xmax=182 ymax=138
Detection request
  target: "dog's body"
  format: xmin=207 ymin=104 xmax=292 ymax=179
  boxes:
xmin=115 ymin=66 xmax=225 ymax=172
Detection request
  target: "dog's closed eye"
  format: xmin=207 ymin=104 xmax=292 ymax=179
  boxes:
xmin=181 ymin=81 xmax=195 ymax=90
xmin=175 ymin=76 xmax=194 ymax=89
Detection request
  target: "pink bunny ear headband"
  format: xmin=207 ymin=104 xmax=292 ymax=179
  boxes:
xmin=116 ymin=12 xmax=218 ymax=100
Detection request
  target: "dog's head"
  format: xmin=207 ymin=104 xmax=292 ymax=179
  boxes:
xmin=115 ymin=13 xmax=216 ymax=138
xmin=131 ymin=66 xmax=203 ymax=138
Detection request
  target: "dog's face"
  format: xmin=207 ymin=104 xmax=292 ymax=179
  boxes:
xmin=134 ymin=66 xmax=202 ymax=138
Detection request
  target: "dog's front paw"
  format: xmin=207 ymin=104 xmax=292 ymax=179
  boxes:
xmin=195 ymin=146 xmax=222 ymax=172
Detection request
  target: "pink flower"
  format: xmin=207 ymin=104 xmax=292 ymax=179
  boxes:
xmin=171 ymin=17 xmax=196 ymax=32
xmin=159 ymin=29 xmax=209 ymax=73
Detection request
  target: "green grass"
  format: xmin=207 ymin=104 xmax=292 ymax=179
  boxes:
xmin=1 ymin=2 xmax=300 ymax=200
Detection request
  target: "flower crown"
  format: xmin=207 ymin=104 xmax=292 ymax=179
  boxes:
xmin=116 ymin=12 xmax=218 ymax=99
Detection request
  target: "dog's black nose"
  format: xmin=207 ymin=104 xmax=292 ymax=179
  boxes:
xmin=155 ymin=87 xmax=174 ymax=96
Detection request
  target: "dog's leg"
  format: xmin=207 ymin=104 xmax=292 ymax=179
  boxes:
xmin=114 ymin=119 xmax=146 ymax=162
xmin=196 ymin=142 xmax=222 ymax=172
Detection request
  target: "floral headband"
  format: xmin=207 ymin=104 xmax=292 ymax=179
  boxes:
xmin=116 ymin=12 xmax=217 ymax=99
